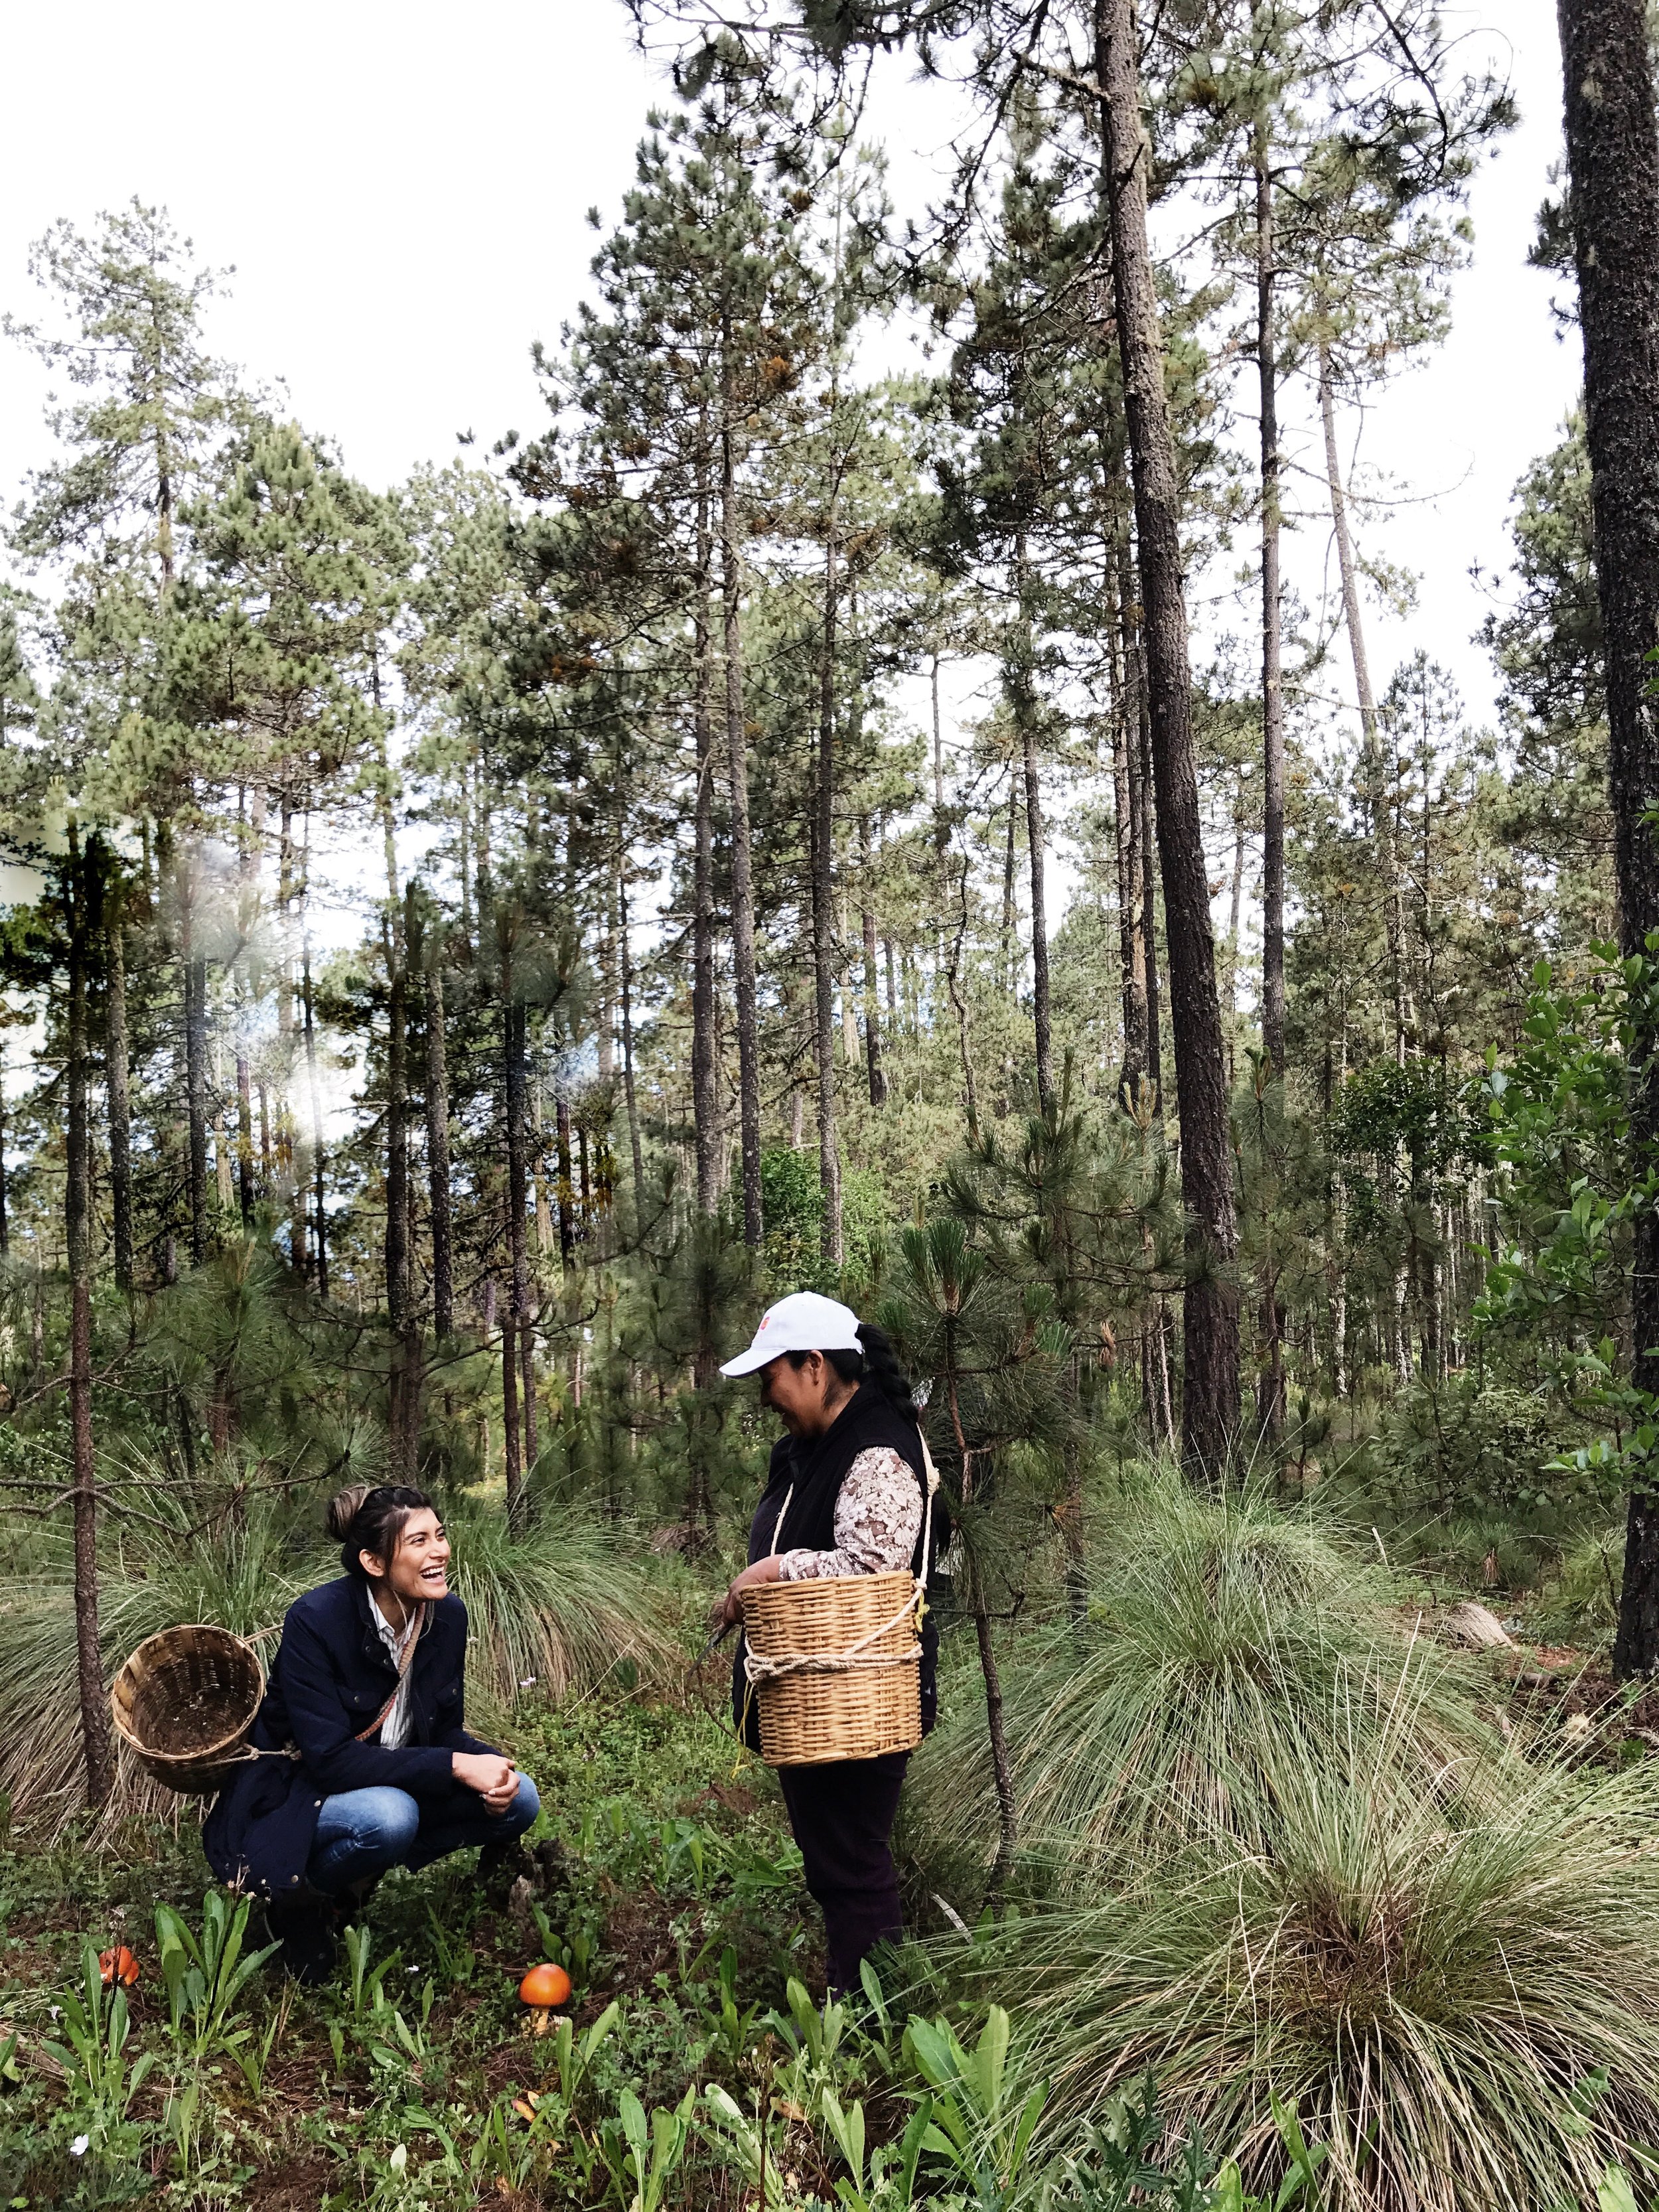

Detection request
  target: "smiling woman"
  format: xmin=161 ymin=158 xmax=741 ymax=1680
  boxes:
xmin=201 ymin=1482 xmax=541 ymax=1986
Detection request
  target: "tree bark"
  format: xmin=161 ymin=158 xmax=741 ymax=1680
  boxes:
xmin=180 ymin=851 xmax=209 ymax=1269
xmin=1319 ymin=353 xmax=1406 ymax=1065
xmin=1013 ymin=536 xmax=1055 ymax=1116
xmin=303 ymin=944 xmax=328 ymax=1300
xmin=943 ymin=1359 xmax=1017 ymax=1901
xmin=0 ymin=1062 xmax=9 ymax=1262
xmin=385 ymin=940 xmax=413 ymax=1477
xmin=859 ymin=815 xmax=887 ymax=1108
xmin=618 ymin=869 xmax=646 ymax=1226
xmin=1135 ymin=626 xmax=1164 ymax=1098
xmin=1110 ymin=542 xmax=1150 ymax=1106
xmin=106 ymin=893 xmax=133 ymax=1295
xmin=719 ymin=354 xmax=764 ymax=1248
xmin=1257 ymin=120 xmax=1286 ymax=1075
xmin=691 ymin=458 xmax=721 ymax=1215
xmin=425 ymin=950 xmax=453 ymax=1341
xmin=502 ymin=978 xmax=526 ymax=1518
xmin=1557 ymin=0 xmax=1659 ymax=1674
xmin=67 ymin=838 xmax=111 ymax=1807
xmin=1098 ymin=0 xmax=1240 ymax=1475
xmin=813 ymin=511 xmax=845 ymax=1265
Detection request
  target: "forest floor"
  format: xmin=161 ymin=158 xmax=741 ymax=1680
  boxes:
xmin=0 ymin=1582 xmax=1652 ymax=2211
xmin=0 ymin=1657 xmax=857 ymax=2211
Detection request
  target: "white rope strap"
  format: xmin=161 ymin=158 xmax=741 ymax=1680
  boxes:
xmin=743 ymin=1444 xmax=939 ymax=1692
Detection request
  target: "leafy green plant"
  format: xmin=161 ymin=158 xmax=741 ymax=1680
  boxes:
xmin=42 ymin=1939 xmax=154 ymax=2164
xmin=598 ymin=2084 xmax=697 ymax=2212
xmin=819 ymin=2088 xmax=932 ymax=2212
xmin=904 ymin=2006 xmax=1046 ymax=2208
xmin=154 ymin=1890 xmax=276 ymax=2080
xmin=1050 ymin=2077 xmax=1328 ymax=2211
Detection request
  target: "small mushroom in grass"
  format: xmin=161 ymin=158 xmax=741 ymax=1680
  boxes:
xmin=98 ymin=1947 xmax=139 ymax=1989
xmin=517 ymin=1960 xmax=572 ymax=2035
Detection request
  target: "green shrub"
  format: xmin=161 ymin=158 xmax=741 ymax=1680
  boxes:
xmin=907 ymin=1475 xmax=1495 ymax=1891
xmin=968 ymin=1753 xmax=1659 ymax=2212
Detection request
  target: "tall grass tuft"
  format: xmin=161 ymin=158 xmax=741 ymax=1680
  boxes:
xmin=0 ymin=1500 xmax=676 ymax=1840
xmin=445 ymin=1502 xmax=677 ymax=1709
xmin=908 ymin=1475 xmax=1495 ymax=1890
xmin=968 ymin=1751 xmax=1659 ymax=2212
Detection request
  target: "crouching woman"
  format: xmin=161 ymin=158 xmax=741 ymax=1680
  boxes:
xmin=204 ymin=1484 xmax=540 ymax=1982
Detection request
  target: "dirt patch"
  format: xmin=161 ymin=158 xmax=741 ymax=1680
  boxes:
xmin=247 ymin=2154 xmax=336 ymax=2212
xmin=601 ymin=1883 xmax=682 ymax=1989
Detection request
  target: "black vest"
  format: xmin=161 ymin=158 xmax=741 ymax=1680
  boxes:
xmin=733 ymin=1382 xmax=942 ymax=1748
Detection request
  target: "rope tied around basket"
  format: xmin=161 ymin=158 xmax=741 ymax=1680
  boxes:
xmin=739 ymin=1439 xmax=940 ymax=1718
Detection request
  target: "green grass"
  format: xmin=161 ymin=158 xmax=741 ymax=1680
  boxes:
xmin=964 ymin=1747 xmax=1659 ymax=2212
xmin=908 ymin=1475 xmax=1497 ymax=1892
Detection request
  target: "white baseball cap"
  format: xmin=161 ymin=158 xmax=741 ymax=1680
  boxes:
xmin=719 ymin=1291 xmax=862 ymax=1378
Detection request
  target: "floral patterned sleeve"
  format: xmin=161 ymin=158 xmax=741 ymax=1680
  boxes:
xmin=778 ymin=1447 xmax=923 ymax=1581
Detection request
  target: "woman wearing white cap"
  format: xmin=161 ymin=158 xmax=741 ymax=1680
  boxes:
xmin=713 ymin=1291 xmax=942 ymax=1994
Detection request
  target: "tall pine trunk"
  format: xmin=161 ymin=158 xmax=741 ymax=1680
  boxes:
xmin=425 ymin=948 xmax=453 ymax=1341
xmin=719 ymin=360 xmax=764 ymax=1248
xmin=859 ymin=815 xmax=887 ymax=1108
xmin=180 ymin=851 xmax=209 ymax=1269
xmin=502 ymin=990 xmax=528 ymax=1518
xmin=813 ymin=498 xmax=845 ymax=1265
xmin=618 ymin=870 xmax=646 ymax=1225
xmin=1098 ymin=0 xmax=1240 ymax=1475
xmin=1110 ymin=538 xmax=1151 ymax=1106
xmin=106 ymin=891 xmax=133 ymax=1296
xmin=1319 ymin=352 xmax=1406 ymax=1065
xmin=691 ymin=461 xmax=721 ymax=1215
xmin=385 ymin=941 xmax=413 ymax=1475
xmin=1014 ymin=536 xmax=1055 ymax=1116
xmin=1257 ymin=121 xmax=1286 ymax=1075
xmin=303 ymin=944 xmax=328 ymax=1299
xmin=67 ymin=838 xmax=111 ymax=1806
xmin=1557 ymin=0 xmax=1659 ymax=1674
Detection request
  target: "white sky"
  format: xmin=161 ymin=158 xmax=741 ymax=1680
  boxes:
xmin=0 ymin=0 xmax=1583 ymax=938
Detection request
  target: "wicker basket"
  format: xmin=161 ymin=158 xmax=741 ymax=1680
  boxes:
xmin=741 ymin=1572 xmax=922 ymax=1767
xmin=111 ymin=1624 xmax=265 ymax=1797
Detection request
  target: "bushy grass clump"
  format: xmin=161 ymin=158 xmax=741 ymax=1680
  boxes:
xmin=967 ymin=1752 xmax=1659 ymax=2212
xmin=908 ymin=1475 xmax=1495 ymax=1890
xmin=0 ymin=1499 xmax=678 ymax=1840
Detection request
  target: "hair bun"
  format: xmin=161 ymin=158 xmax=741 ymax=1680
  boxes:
xmin=326 ymin=1483 xmax=370 ymax=1542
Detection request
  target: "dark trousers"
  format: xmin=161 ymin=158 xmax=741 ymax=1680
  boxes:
xmin=778 ymin=1751 xmax=909 ymax=1995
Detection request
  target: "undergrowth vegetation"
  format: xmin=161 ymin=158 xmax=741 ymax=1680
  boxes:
xmin=1 ymin=1471 xmax=1654 ymax=2211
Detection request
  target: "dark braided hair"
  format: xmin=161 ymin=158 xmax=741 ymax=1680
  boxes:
xmin=786 ymin=1320 xmax=918 ymax=1421
xmin=327 ymin=1483 xmax=434 ymax=1581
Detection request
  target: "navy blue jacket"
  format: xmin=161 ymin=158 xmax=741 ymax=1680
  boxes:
xmin=202 ymin=1575 xmax=494 ymax=1899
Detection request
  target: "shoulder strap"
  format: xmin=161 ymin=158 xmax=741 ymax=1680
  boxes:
xmin=354 ymin=1602 xmax=427 ymax=1743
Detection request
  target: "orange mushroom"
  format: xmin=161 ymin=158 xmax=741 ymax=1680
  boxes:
xmin=518 ymin=1962 xmax=571 ymax=2009
xmin=517 ymin=1960 xmax=572 ymax=2036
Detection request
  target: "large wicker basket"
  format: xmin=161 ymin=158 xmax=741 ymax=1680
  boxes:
xmin=741 ymin=1571 xmax=922 ymax=1767
xmin=111 ymin=1624 xmax=265 ymax=1797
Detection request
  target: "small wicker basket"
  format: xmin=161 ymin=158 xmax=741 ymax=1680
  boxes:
xmin=741 ymin=1571 xmax=922 ymax=1767
xmin=111 ymin=1624 xmax=265 ymax=1797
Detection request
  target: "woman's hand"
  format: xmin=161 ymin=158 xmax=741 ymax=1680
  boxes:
xmin=709 ymin=1556 xmax=782 ymax=1633
xmin=453 ymin=1750 xmax=521 ymax=1814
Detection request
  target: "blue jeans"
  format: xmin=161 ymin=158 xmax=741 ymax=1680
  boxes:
xmin=307 ymin=1773 xmax=541 ymax=1895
